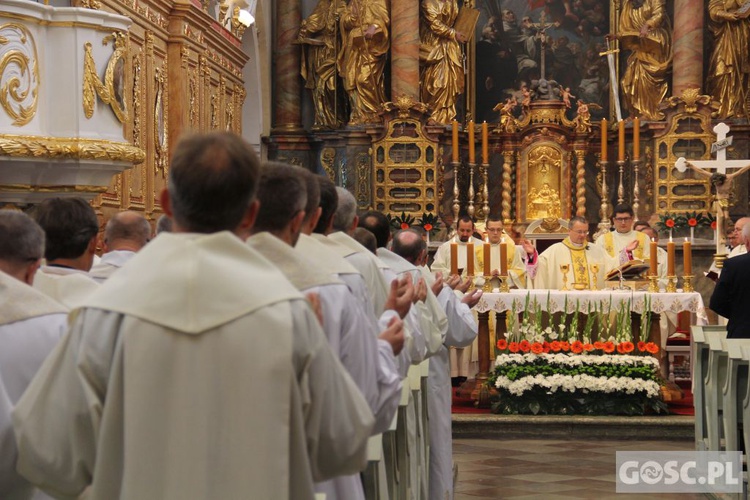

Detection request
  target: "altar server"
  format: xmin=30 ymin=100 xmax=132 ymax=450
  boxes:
xmin=13 ymin=132 xmax=374 ymax=499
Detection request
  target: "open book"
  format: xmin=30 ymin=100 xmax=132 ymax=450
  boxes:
xmin=605 ymin=259 xmax=650 ymax=281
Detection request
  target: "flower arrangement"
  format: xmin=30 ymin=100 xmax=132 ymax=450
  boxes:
xmin=704 ymin=212 xmax=717 ymax=230
xmin=387 ymin=212 xmax=416 ymax=231
xmin=490 ymin=294 xmax=666 ymax=416
xmin=655 ymin=212 xmax=685 ymax=233
xmin=416 ymin=212 xmax=441 ymax=236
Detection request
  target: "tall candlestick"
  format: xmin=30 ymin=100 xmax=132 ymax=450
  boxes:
xmin=452 ymin=120 xmax=459 ymax=163
xmin=468 ymin=120 xmax=475 ymax=163
xmin=481 ymin=121 xmax=488 ymax=164
xmin=466 ymin=242 xmax=475 ymax=276
xmin=618 ymin=120 xmax=625 ymax=162
xmin=633 ymin=117 xmax=640 ymax=161
xmin=500 ymin=237 xmax=508 ymax=276
xmin=667 ymin=238 xmax=675 ymax=276
xmin=450 ymin=242 xmax=458 ymax=275
xmin=649 ymin=239 xmax=658 ymax=276
xmin=601 ymin=118 xmax=608 ymax=161
xmin=683 ymin=238 xmax=692 ymax=275
xmin=483 ymin=239 xmax=491 ymax=276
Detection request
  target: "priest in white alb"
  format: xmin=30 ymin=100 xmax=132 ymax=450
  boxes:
xmin=431 ymin=215 xmax=484 ymax=276
xmin=474 ymin=216 xmax=537 ymax=289
xmin=12 ymin=132 xmax=375 ymax=500
xmin=88 ymin=211 xmax=151 ymax=283
xmin=0 ymin=211 xmax=66 ymax=500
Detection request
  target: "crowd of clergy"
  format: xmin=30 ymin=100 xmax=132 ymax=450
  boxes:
xmin=1 ymin=130 xmax=724 ymax=500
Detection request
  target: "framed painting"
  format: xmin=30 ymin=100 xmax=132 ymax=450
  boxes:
xmin=468 ymin=0 xmax=614 ymax=124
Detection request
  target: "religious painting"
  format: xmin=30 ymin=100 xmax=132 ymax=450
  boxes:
xmin=471 ymin=0 xmax=612 ymax=124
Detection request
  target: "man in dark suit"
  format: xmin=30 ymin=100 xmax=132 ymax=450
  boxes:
xmin=711 ymin=222 xmax=750 ymax=338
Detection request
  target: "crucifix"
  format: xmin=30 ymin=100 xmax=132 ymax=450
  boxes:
xmin=529 ymin=11 xmax=556 ymax=81
xmin=675 ymin=122 xmax=750 ymax=262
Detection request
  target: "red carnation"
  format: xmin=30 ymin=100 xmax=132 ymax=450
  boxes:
xmin=424 ymin=223 xmax=433 ymax=232
xmin=665 ymin=219 xmax=675 ymax=228
xmin=688 ymin=218 xmax=698 ymax=227
xmin=401 ymin=222 xmax=410 ymax=229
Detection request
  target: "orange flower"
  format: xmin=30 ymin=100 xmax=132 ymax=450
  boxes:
xmin=603 ymin=341 xmax=615 ymax=353
xmin=620 ymin=341 xmax=635 ymax=353
xmin=665 ymin=219 xmax=675 ymax=228
xmin=688 ymin=218 xmax=698 ymax=227
xmin=519 ymin=340 xmax=531 ymax=353
xmin=593 ymin=341 xmax=605 ymax=350
xmin=637 ymin=341 xmax=647 ymax=352
xmin=509 ymin=342 xmax=519 ymax=353
xmin=560 ymin=341 xmax=571 ymax=352
xmin=711 ymin=220 xmax=717 ymax=230
xmin=496 ymin=339 xmax=508 ymax=351
xmin=531 ymin=342 xmax=544 ymax=354
xmin=424 ymin=223 xmax=433 ymax=232
xmin=543 ymin=341 xmax=551 ymax=353
xmin=550 ymin=341 xmax=561 ymax=352
xmin=645 ymin=342 xmax=659 ymax=354
xmin=571 ymin=341 xmax=584 ymax=354
xmin=616 ymin=343 xmax=625 ymax=354
xmin=401 ymin=222 xmax=410 ymax=230
xmin=583 ymin=343 xmax=594 ymax=351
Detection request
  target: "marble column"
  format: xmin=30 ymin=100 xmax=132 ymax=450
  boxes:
xmin=672 ymin=0 xmax=703 ymax=96
xmin=273 ymin=0 xmax=302 ymax=130
xmin=390 ymin=0 xmax=420 ymax=101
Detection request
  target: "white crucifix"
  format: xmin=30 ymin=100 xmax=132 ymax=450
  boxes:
xmin=675 ymin=122 xmax=750 ymax=256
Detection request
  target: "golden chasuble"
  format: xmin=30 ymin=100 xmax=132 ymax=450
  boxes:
xmin=562 ymin=237 xmax=589 ymax=287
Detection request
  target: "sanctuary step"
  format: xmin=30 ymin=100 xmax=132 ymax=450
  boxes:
xmin=451 ymin=414 xmax=694 ymax=440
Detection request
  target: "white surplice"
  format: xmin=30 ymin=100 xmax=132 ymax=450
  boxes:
xmin=32 ymin=266 xmax=99 ymax=310
xmin=247 ymin=233 xmax=401 ymax=500
xmin=419 ymin=267 xmax=477 ymax=500
xmin=0 ymin=273 xmax=66 ymax=500
xmin=13 ymin=232 xmax=374 ymax=500
xmin=88 ymin=250 xmax=137 ymax=283
xmin=595 ymin=229 xmax=651 ymax=260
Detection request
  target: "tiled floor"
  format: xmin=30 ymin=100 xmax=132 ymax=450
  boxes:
xmin=453 ymin=438 xmax=707 ymax=499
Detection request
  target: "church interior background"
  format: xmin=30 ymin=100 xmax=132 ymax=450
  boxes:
xmin=1 ymin=0 xmax=749 ymax=307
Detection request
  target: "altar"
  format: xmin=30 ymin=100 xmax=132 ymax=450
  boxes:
xmin=465 ymin=290 xmax=707 ymax=409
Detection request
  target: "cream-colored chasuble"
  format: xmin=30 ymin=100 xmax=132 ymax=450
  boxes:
xmin=33 ymin=266 xmax=99 ymax=310
xmin=13 ymin=232 xmax=375 ymax=500
xmin=0 ymin=271 xmax=66 ymax=325
xmin=534 ymin=238 xmax=617 ymax=290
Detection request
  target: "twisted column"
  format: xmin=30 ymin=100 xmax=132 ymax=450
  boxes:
xmin=575 ymin=150 xmax=586 ymax=216
xmin=501 ymin=151 xmax=513 ymax=224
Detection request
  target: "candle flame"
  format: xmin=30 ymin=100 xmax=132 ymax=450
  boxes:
xmin=501 ymin=237 xmax=505 ymax=244
xmin=685 ymin=237 xmax=689 ymax=242
xmin=669 ymin=235 xmax=673 ymax=243
xmin=651 ymin=237 xmax=655 ymax=242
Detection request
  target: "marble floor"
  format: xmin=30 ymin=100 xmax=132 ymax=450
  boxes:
xmin=453 ymin=438 xmax=707 ymax=499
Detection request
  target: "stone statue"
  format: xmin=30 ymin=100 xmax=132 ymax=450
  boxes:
xmin=707 ymin=0 xmax=750 ymax=119
xmin=419 ymin=0 xmax=466 ymax=124
xmin=299 ymin=0 xmax=341 ymax=129
xmin=616 ymin=0 xmax=672 ymax=120
xmin=337 ymin=0 xmax=390 ymax=125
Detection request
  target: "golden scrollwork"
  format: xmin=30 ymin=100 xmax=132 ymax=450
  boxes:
xmin=180 ymin=45 xmax=190 ymax=69
xmin=153 ymin=65 xmax=168 ymax=178
xmin=0 ymin=183 xmax=107 ymax=194
xmin=664 ymin=87 xmax=714 ymax=114
xmin=79 ymin=0 xmax=102 ymax=10
xmin=83 ymin=31 xmax=129 ymax=123
xmin=321 ymin=147 xmax=336 ymax=181
xmin=356 ymin=152 xmax=370 ymax=209
xmin=0 ymin=135 xmax=145 ymax=163
xmin=0 ymin=23 xmax=40 ymax=126
xmin=189 ymin=67 xmax=198 ymax=129
xmin=210 ymin=92 xmax=218 ymax=129
xmin=132 ymin=51 xmax=142 ymax=147
xmin=225 ymin=99 xmax=234 ymax=132
xmin=382 ymin=95 xmax=429 ymax=119
xmin=501 ymin=151 xmax=513 ymax=224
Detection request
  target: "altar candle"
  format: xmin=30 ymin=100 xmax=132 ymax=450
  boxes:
xmin=468 ymin=120 xmax=475 ymax=163
xmin=482 ymin=121 xmax=488 ymax=164
xmin=452 ymin=120 xmax=459 ymax=162
xmin=683 ymin=238 xmax=692 ymax=275
xmin=450 ymin=241 xmax=458 ymax=275
xmin=667 ymin=236 xmax=675 ymax=276
xmin=649 ymin=239 xmax=658 ymax=276
xmin=633 ymin=117 xmax=640 ymax=161
xmin=618 ymin=120 xmax=625 ymax=162
xmin=483 ymin=237 xmax=491 ymax=276
xmin=466 ymin=242 xmax=475 ymax=276
xmin=500 ymin=237 xmax=508 ymax=276
xmin=601 ymin=118 xmax=608 ymax=161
